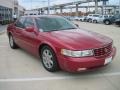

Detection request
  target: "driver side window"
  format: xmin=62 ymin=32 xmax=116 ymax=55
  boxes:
xmin=24 ymin=18 xmax=34 ymax=28
xmin=15 ymin=17 xmax=25 ymax=28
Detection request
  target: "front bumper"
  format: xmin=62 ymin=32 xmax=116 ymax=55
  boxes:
xmin=115 ymin=20 xmax=120 ymax=25
xmin=57 ymin=47 xmax=116 ymax=72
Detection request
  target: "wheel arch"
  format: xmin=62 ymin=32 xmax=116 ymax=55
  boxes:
xmin=104 ymin=19 xmax=110 ymax=22
xmin=38 ymin=42 xmax=60 ymax=70
xmin=8 ymin=31 xmax=12 ymax=37
xmin=38 ymin=43 xmax=57 ymax=58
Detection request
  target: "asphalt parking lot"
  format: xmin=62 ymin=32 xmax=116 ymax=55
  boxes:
xmin=0 ymin=22 xmax=120 ymax=90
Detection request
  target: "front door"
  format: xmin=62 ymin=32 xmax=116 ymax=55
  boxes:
xmin=21 ymin=17 xmax=39 ymax=56
xmin=13 ymin=17 xmax=26 ymax=48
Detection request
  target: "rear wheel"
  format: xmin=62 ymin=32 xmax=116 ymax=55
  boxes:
xmin=104 ymin=20 xmax=110 ymax=25
xmin=93 ymin=20 xmax=97 ymax=23
xmin=41 ymin=46 xmax=59 ymax=72
xmin=9 ymin=34 xmax=18 ymax=49
xmin=88 ymin=19 xmax=92 ymax=23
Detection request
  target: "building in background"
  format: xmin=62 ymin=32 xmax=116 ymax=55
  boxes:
xmin=24 ymin=10 xmax=39 ymax=16
xmin=0 ymin=0 xmax=25 ymax=25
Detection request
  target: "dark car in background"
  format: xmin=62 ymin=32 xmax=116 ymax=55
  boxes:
xmin=103 ymin=14 xmax=120 ymax=25
xmin=115 ymin=18 xmax=120 ymax=26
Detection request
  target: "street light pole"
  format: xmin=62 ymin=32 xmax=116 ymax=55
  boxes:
xmin=48 ymin=0 xmax=50 ymax=14
xmin=95 ymin=0 xmax=98 ymax=14
xmin=31 ymin=0 xmax=32 ymax=10
xmin=119 ymin=0 xmax=120 ymax=14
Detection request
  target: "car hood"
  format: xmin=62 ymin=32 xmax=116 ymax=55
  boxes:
xmin=50 ymin=29 xmax=112 ymax=50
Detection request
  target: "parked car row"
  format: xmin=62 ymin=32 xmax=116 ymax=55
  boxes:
xmin=72 ymin=14 xmax=120 ymax=26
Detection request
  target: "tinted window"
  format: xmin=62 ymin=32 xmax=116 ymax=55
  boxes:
xmin=15 ymin=17 xmax=25 ymax=28
xmin=30 ymin=13 xmax=33 ymax=15
xmin=35 ymin=17 xmax=77 ymax=32
xmin=104 ymin=16 xmax=108 ymax=18
xmin=115 ymin=15 xmax=120 ymax=19
xmin=99 ymin=16 xmax=102 ymax=18
xmin=24 ymin=18 xmax=34 ymax=27
xmin=109 ymin=16 xmax=112 ymax=18
xmin=93 ymin=15 xmax=99 ymax=17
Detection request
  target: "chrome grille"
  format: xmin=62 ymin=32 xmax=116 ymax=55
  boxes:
xmin=94 ymin=44 xmax=112 ymax=57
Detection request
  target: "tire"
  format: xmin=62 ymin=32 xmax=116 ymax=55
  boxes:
xmin=88 ymin=19 xmax=92 ymax=23
xmin=104 ymin=20 xmax=110 ymax=25
xmin=93 ymin=20 xmax=97 ymax=23
xmin=9 ymin=34 xmax=18 ymax=49
xmin=40 ymin=46 xmax=59 ymax=72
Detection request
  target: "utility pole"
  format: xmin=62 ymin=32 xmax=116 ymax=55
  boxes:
xmin=119 ymin=0 xmax=120 ymax=14
xmin=31 ymin=0 xmax=32 ymax=10
xmin=88 ymin=0 xmax=90 ymax=13
xmin=48 ymin=0 xmax=50 ymax=14
xmin=95 ymin=0 xmax=98 ymax=14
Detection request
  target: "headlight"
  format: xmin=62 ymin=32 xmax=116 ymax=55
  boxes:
xmin=61 ymin=49 xmax=93 ymax=57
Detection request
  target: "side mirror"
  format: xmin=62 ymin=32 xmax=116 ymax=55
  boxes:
xmin=75 ymin=24 xmax=79 ymax=27
xmin=26 ymin=27 xmax=34 ymax=32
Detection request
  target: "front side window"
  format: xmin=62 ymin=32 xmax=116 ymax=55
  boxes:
xmin=35 ymin=17 xmax=77 ymax=32
xmin=15 ymin=17 xmax=25 ymax=28
xmin=24 ymin=18 xmax=34 ymax=27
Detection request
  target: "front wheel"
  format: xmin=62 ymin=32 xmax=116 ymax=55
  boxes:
xmin=9 ymin=34 xmax=18 ymax=49
xmin=88 ymin=19 xmax=92 ymax=23
xmin=41 ymin=46 xmax=59 ymax=72
xmin=93 ymin=20 xmax=97 ymax=23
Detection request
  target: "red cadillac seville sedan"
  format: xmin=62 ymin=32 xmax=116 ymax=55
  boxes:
xmin=7 ymin=15 xmax=116 ymax=72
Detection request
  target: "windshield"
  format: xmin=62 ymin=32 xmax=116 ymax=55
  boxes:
xmin=35 ymin=17 xmax=77 ymax=32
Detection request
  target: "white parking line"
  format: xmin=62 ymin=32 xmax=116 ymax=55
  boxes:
xmin=0 ymin=72 xmax=120 ymax=82
xmin=0 ymin=41 xmax=8 ymax=43
xmin=0 ymin=46 xmax=8 ymax=48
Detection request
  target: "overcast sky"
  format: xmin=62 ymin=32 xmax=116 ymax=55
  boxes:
xmin=18 ymin=0 xmax=119 ymax=10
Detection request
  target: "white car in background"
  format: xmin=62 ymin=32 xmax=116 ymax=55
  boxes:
xmin=92 ymin=15 xmax=113 ymax=23
xmin=79 ymin=16 xmax=87 ymax=22
xmin=74 ymin=16 xmax=87 ymax=21
xmin=86 ymin=14 xmax=100 ymax=22
xmin=74 ymin=16 xmax=81 ymax=21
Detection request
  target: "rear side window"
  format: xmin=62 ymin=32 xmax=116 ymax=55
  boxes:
xmin=104 ymin=16 xmax=108 ymax=18
xmin=89 ymin=15 xmax=92 ymax=16
xmin=15 ymin=17 xmax=25 ymax=28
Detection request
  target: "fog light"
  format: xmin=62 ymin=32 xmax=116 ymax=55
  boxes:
xmin=77 ymin=68 xmax=87 ymax=71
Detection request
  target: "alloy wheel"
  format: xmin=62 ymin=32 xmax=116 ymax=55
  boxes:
xmin=42 ymin=49 xmax=54 ymax=69
xmin=9 ymin=35 xmax=14 ymax=47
